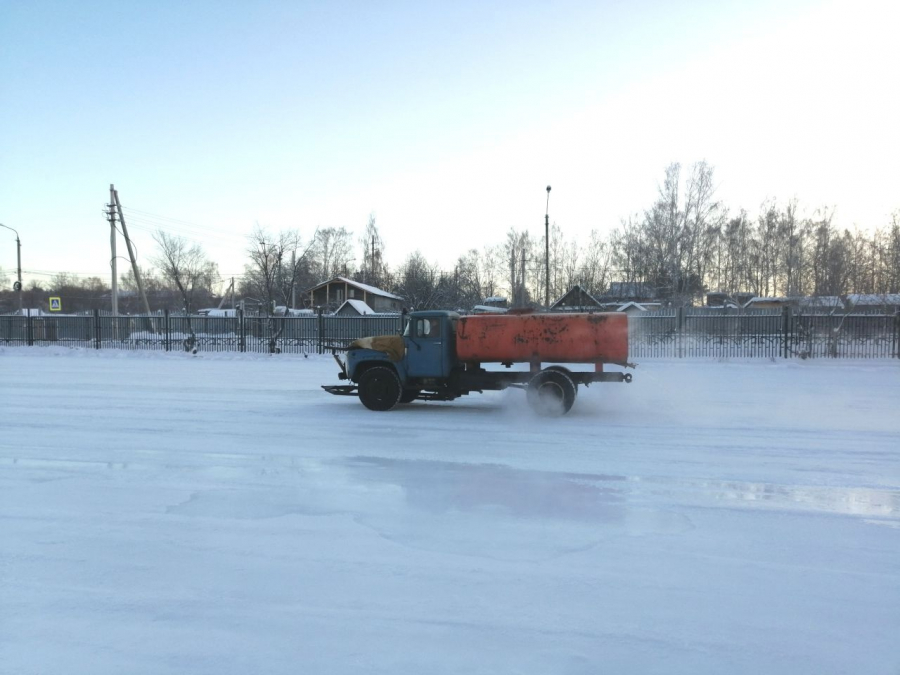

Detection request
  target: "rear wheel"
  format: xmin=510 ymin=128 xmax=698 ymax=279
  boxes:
xmin=358 ymin=366 xmax=402 ymax=411
xmin=526 ymin=369 xmax=577 ymax=416
xmin=544 ymin=365 xmax=578 ymax=392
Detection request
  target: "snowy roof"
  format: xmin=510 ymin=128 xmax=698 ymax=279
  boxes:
xmin=616 ymin=302 xmax=648 ymax=312
xmin=551 ymin=285 xmax=601 ymax=309
xmin=798 ymin=296 xmax=842 ymax=308
xmin=198 ymin=308 xmax=237 ymax=317
xmin=336 ymin=299 xmax=375 ymax=315
xmin=312 ymin=277 xmax=403 ymax=301
xmin=472 ymin=305 xmax=508 ymax=314
xmin=845 ymin=294 xmax=900 ymax=306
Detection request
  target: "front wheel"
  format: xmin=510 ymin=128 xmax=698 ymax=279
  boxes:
xmin=526 ymin=369 xmax=577 ymax=416
xmin=358 ymin=366 xmax=402 ymax=411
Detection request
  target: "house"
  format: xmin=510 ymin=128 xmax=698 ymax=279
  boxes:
xmin=308 ymin=277 xmax=403 ymax=313
xmin=550 ymin=285 xmax=601 ymax=311
xmin=334 ymin=299 xmax=376 ymax=316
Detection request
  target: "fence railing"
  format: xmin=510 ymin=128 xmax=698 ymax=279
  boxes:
xmin=1 ymin=308 xmax=898 ymax=359
xmin=0 ymin=310 xmax=404 ymax=354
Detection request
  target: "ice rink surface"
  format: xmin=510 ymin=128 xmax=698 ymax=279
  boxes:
xmin=2 ymin=347 xmax=899 ymax=674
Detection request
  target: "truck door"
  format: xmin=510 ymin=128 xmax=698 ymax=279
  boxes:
xmin=405 ymin=317 xmax=444 ymax=379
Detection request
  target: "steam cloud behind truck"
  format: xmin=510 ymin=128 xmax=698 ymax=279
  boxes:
xmin=323 ymin=311 xmax=633 ymax=416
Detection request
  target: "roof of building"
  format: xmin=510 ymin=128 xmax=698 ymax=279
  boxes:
xmin=616 ymin=302 xmax=649 ymax=312
xmin=550 ymin=284 xmax=601 ymax=309
xmin=310 ymin=276 xmax=403 ymax=301
xmin=845 ymin=294 xmax=900 ymax=306
xmin=335 ymin=299 xmax=376 ymax=315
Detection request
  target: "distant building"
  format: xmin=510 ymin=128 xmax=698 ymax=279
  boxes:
xmin=550 ymin=285 xmax=601 ymax=311
xmin=706 ymin=292 xmax=744 ymax=308
xmin=742 ymin=297 xmax=789 ymax=310
xmin=844 ymin=294 xmax=900 ymax=311
xmin=481 ymin=296 xmax=508 ymax=309
xmin=308 ymin=277 xmax=403 ymax=313
xmin=605 ymin=281 xmax=656 ymax=301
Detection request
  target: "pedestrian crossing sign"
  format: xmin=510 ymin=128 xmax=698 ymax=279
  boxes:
xmin=49 ymin=297 xmax=62 ymax=312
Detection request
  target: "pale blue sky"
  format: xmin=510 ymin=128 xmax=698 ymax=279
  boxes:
xmin=1 ymin=0 xmax=897 ymax=286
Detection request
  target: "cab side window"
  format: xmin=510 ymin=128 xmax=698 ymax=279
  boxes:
xmin=416 ymin=318 xmax=440 ymax=338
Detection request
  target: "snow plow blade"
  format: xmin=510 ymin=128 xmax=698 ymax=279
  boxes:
xmin=322 ymin=385 xmax=358 ymax=396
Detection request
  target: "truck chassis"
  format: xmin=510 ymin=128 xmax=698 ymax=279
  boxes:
xmin=323 ymin=355 xmax=632 ymax=415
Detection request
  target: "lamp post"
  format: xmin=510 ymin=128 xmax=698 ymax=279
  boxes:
xmin=544 ymin=186 xmax=551 ymax=308
xmin=0 ymin=222 xmax=23 ymax=314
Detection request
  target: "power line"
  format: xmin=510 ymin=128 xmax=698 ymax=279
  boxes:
xmin=121 ymin=208 xmax=249 ymax=245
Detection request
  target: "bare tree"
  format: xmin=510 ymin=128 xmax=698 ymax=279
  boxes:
xmin=153 ymin=230 xmax=218 ymax=350
xmin=394 ymin=251 xmax=441 ymax=309
xmin=358 ymin=214 xmax=388 ymax=287
xmin=310 ymin=227 xmax=354 ymax=281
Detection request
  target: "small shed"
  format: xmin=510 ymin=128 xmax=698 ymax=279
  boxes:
xmin=616 ymin=302 xmax=651 ymax=315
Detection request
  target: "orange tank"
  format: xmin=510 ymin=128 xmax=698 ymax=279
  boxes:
xmin=455 ymin=312 xmax=628 ymax=365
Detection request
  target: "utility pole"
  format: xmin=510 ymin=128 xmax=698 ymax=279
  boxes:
xmin=0 ymin=223 xmax=22 ymax=314
xmin=291 ymin=251 xmax=296 ymax=309
xmin=106 ymin=186 xmax=119 ymax=316
xmin=545 ymin=185 xmax=551 ymax=309
xmin=521 ymin=248 xmax=526 ymax=307
xmin=113 ymin=187 xmax=154 ymax=321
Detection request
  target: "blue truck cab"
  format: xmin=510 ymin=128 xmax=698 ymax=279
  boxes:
xmin=345 ymin=311 xmax=459 ymax=393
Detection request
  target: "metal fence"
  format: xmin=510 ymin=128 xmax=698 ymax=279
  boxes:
xmin=1 ymin=308 xmax=898 ymax=358
xmin=628 ymin=307 xmax=900 ymax=359
xmin=0 ymin=310 xmax=404 ymax=354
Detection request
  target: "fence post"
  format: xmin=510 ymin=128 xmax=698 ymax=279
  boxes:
xmin=782 ymin=306 xmax=792 ymax=359
xmin=239 ymin=309 xmax=245 ymax=353
xmin=676 ymin=306 xmax=684 ymax=358
xmin=164 ymin=309 xmax=170 ymax=352
xmin=895 ymin=311 xmax=900 ymax=359
xmin=93 ymin=309 xmax=101 ymax=349
xmin=317 ymin=306 xmax=325 ymax=354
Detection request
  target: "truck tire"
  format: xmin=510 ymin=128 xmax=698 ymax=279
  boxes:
xmin=544 ymin=365 xmax=578 ymax=392
xmin=358 ymin=366 xmax=402 ymax=411
xmin=526 ymin=369 xmax=577 ymax=416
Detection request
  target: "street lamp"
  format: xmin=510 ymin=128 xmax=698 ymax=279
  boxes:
xmin=0 ymin=222 xmax=23 ymax=314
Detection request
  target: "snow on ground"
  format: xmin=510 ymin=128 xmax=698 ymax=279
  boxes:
xmin=1 ymin=347 xmax=899 ymax=675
